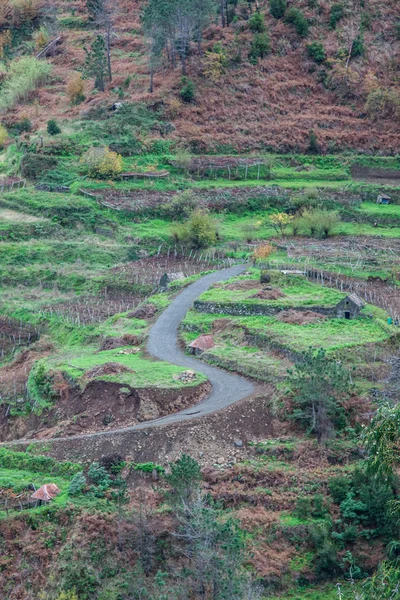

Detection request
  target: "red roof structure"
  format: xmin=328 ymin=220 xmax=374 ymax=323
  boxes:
xmin=31 ymin=484 xmax=60 ymax=502
xmin=189 ymin=335 xmax=215 ymax=352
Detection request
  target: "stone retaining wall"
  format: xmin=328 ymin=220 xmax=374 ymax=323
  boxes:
xmin=194 ymin=300 xmax=334 ymax=317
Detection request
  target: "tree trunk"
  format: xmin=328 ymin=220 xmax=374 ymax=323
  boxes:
xmin=149 ymin=65 xmax=154 ymax=93
xmin=106 ymin=22 xmax=112 ymax=81
xmin=220 ymin=0 xmax=225 ymax=27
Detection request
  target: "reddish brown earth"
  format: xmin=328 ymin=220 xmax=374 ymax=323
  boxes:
xmin=0 ymin=378 xmax=210 ymax=442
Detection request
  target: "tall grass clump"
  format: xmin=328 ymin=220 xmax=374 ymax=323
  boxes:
xmin=0 ymin=57 xmax=51 ymax=111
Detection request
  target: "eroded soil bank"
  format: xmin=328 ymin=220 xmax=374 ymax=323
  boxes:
xmin=0 ymin=379 xmax=210 ymax=442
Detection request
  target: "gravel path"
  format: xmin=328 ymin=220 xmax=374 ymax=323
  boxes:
xmin=4 ymin=264 xmax=255 ymax=445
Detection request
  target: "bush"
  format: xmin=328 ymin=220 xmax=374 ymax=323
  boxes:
xmin=396 ymin=21 xmax=400 ymax=40
xmin=171 ymin=209 xmax=218 ymax=249
xmin=180 ymin=76 xmax=195 ymax=103
xmin=351 ymin=34 xmax=364 ymax=57
xmin=0 ymin=124 xmax=8 ymax=148
xmin=81 ymin=146 xmax=123 ymax=179
xmin=33 ymin=26 xmax=50 ymax=51
xmin=295 ymin=497 xmax=312 ymax=519
xmin=9 ymin=0 xmax=40 ymax=24
xmin=162 ymin=190 xmax=197 ymax=220
xmin=20 ymin=153 xmax=58 ymax=179
xmin=295 ymin=208 xmax=340 ymax=238
xmin=47 ymin=119 xmax=61 ymax=136
xmin=270 ymin=0 xmax=287 ymax=19
xmin=68 ymin=472 xmax=87 ymax=496
xmin=10 ymin=117 xmax=32 ymax=135
xmin=329 ymin=3 xmax=344 ymax=29
xmin=66 ymin=73 xmax=86 ymax=105
xmin=328 ymin=475 xmax=351 ymax=504
xmin=249 ymin=32 xmax=271 ymax=62
xmin=308 ymin=128 xmax=319 ymax=153
xmin=307 ymin=41 xmax=326 ymax=63
xmin=365 ymin=87 xmax=400 ymax=121
xmin=249 ymin=12 xmax=266 ymax=32
xmin=285 ymin=8 xmax=309 ymax=36
xmin=0 ymin=57 xmax=51 ymax=111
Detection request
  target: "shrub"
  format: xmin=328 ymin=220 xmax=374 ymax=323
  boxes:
xmin=253 ymin=243 xmax=274 ymax=262
xmin=165 ymin=454 xmax=202 ymax=505
xmin=307 ymin=41 xmax=326 ymax=63
xmin=162 ymin=190 xmax=197 ymax=220
xmin=351 ymin=34 xmax=364 ymax=57
xmin=180 ymin=76 xmax=195 ymax=103
xmin=285 ymin=8 xmax=309 ymax=36
xmin=296 ymin=208 xmax=340 ymax=238
xmin=328 ymin=475 xmax=351 ymax=504
xmin=396 ymin=21 xmax=400 ymax=40
xmin=47 ymin=119 xmax=61 ymax=136
xmin=171 ymin=209 xmax=217 ymax=249
xmin=270 ymin=0 xmax=287 ymax=19
xmin=81 ymin=146 xmax=123 ymax=179
xmin=249 ymin=12 xmax=266 ymax=32
xmin=329 ymin=3 xmax=344 ymax=29
xmin=10 ymin=117 xmax=32 ymax=135
xmin=87 ymin=461 xmax=112 ymax=490
xmin=0 ymin=57 xmax=51 ymax=111
xmin=33 ymin=26 xmax=50 ymax=51
xmin=9 ymin=0 xmax=40 ymax=24
xmin=20 ymin=153 xmax=58 ymax=179
xmin=295 ymin=497 xmax=312 ymax=519
xmin=308 ymin=128 xmax=319 ymax=153
xmin=0 ymin=124 xmax=8 ymax=148
xmin=66 ymin=73 xmax=86 ymax=105
xmin=249 ymin=32 xmax=271 ymax=62
xmin=365 ymin=87 xmax=400 ymax=121
xmin=68 ymin=472 xmax=87 ymax=496
xmin=203 ymin=46 xmax=228 ymax=82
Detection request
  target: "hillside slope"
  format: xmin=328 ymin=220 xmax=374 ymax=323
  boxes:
xmin=0 ymin=0 xmax=400 ymax=153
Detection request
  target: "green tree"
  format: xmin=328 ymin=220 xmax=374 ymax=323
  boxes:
xmin=329 ymin=3 xmax=344 ymax=29
xmin=83 ymin=35 xmax=108 ymax=91
xmin=47 ymin=119 xmax=61 ymax=135
xmin=248 ymin=12 xmax=265 ymax=33
xmin=307 ymin=41 xmax=326 ymax=63
xmin=288 ymin=347 xmax=352 ymax=444
xmin=285 ymin=7 xmax=309 ymax=36
xmin=180 ymin=76 xmax=196 ymax=103
xmin=364 ymin=403 xmax=400 ymax=481
xmin=171 ymin=209 xmax=218 ymax=249
xmin=270 ymin=0 xmax=287 ymax=19
xmin=249 ymin=32 xmax=271 ymax=62
xmin=165 ymin=454 xmax=202 ymax=506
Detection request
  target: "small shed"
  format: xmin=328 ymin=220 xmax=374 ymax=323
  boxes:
xmin=31 ymin=484 xmax=60 ymax=503
xmin=188 ymin=334 xmax=215 ymax=356
xmin=335 ymin=294 xmax=364 ymax=319
xmin=159 ymin=272 xmax=185 ymax=289
xmin=377 ymin=194 xmax=391 ymax=205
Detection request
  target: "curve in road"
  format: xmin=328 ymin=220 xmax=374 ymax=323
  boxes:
xmin=4 ymin=264 xmax=255 ymax=445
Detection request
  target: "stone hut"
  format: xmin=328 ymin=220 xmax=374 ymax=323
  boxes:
xmin=31 ymin=484 xmax=60 ymax=503
xmin=376 ymin=194 xmax=391 ymax=205
xmin=188 ymin=334 xmax=215 ymax=356
xmin=159 ymin=272 xmax=185 ymax=290
xmin=335 ymin=294 xmax=364 ymax=319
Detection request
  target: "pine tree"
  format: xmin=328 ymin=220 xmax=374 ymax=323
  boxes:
xmin=84 ymin=35 xmax=108 ymax=91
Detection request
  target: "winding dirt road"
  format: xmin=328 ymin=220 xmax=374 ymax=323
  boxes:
xmin=4 ymin=264 xmax=255 ymax=446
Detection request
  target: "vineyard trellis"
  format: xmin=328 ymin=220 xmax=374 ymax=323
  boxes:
xmin=260 ymin=261 xmax=400 ymax=324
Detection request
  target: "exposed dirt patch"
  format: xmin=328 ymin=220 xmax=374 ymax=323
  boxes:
xmin=225 ymin=280 xmax=262 ymax=291
xmin=251 ymin=288 xmax=286 ymax=300
xmin=277 ymin=309 xmax=327 ymax=325
xmin=0 ymin=379 xmax=211 ymax=441
xmin=128 ymin=304 xmax=157 ymax=319
xmin=84 ymin=362 xmax=135 ymax=379
xmin=99 ymin=334 xmax=143 ymax=351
